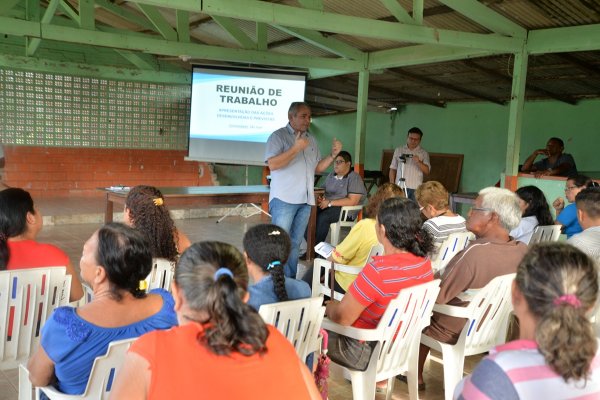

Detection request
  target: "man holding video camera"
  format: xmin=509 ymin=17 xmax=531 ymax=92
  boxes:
xmin=389 ymin=127 xmax=430 ymax=201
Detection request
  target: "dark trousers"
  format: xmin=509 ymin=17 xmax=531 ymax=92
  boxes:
xmin=314 ymin=206 xmax=342 ymax=244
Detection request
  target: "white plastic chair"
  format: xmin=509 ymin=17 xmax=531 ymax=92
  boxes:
xmin=528 ymin=224 xmax=562 ymax=245
xmin=420 ymin=273 xmax=516 ymax=400
xmin=322 ymin=279 xmax=441 ymax=400
xmin=312 ymin=243 xmax=384 ymax=301
xmin=431 ymin=231 xmax=474 ymax=275
xmin=144 ymin=258 xmax=175 ymax=292
xmin=329 ymin=205 xmax=363 ymax=245
xmin=0 ymin=267 xmax=71 ymax=370
xmin=18 ymin=337 xmax=136 ymax=400
xmin=258 ymin=296 xmax=325 ymax=361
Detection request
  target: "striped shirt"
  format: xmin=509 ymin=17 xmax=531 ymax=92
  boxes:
xmin=567 ymin=226 xmax=600 ymax=263
xmin=423 ymin=215 xmax=467 ymax=256
xmin=455 ymin=339 xmax=600 ymax=400
xmin=348 ymin=252 xmax=433 ymax=329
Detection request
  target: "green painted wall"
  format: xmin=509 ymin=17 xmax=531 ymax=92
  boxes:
xmin=310 ymin=98 xmax=600 ymax=193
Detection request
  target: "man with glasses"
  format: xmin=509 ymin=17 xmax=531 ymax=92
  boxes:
xmin=414 ymin=187 xmax=528 ymax=389
xmin=521 ymin=137 xmax=577 ymax=178
xmin=265 ymin=102 xmax=342 ymax=278
xmin=389 ymin=127 xmax=430 ymax=201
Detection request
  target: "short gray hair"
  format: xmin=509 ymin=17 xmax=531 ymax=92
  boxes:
xmin=479 ymin=187 xmax=521 ymax=232
xmin=288 ymin=102 xmax=310 ymax=117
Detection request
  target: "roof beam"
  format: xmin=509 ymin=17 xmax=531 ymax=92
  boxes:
xmin=558 ymin=53 xmax=600 ymax=77
xmin=176 ymin=10 xmax=190 ymax=42
xmin=389 ymin=68 xmax=506 ymax=105
xmin=95 ymin=0 xmax=157 ymax=32
xmin=437 ymin=0 xmax=527 ymax=38
xmin=136 ymin=3 xmax=178 ymax=41
xmin=297 ymin=0 xmax=323 ymax=11
xmin=412 ymin=0 xmax=424 ymax=24
xmin=0 ymin=53 xmax=188 ymax=84
xmin=369 ymin=44 xmax=496 ymax=70
xmin=0 ymin=0 xmax=22 ymax=15
xmin=79 ymin=0 xmax=94 ymax=30
xmin=256 ymin=22 xmax=267 ymax=51
xmin=27 ymin=0 xmax=60 ymax=56
xmin=124 ymin=0 xmax=522 ymax=52
xmin=58 ymin=0 xmax=80 ymax=24
xmin=379 ymin=0 xmax=415 ymax=25
xmin=463 ymin=59 xmax=578 ymax=105
xmin=271 ymin=25 xmax=365 ymax=60
xmin=305 ymin=94 xmax=382 ymax=112
xmin=212 ymin=15 xmax=255 ymax=49
xmin=115 ymin=49 xmax=158 ymax=70
xmin=306 ymin=86 xmax=394 ymax=108
xmin=527 ymin=24 xmax=600 ymax=54
xmin=0 ymin=16 xmax=362 ymax=71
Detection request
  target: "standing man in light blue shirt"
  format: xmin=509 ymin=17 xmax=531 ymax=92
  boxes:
xmin=265 ymin=102 xmax=342 ymax=278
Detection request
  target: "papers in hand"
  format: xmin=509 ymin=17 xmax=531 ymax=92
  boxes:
xmin=314 ymin=242 xmax=334 ymax=259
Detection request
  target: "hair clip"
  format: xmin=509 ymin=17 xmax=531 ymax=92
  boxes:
xmin=153 ymin=198 xmax=164 ymax=206
xmin=139 ymin=280 xmax=148 ymax=291
xmin=267 ymin=261 xmax=281 ymax=270
xmin=214 ymin=267 xmax=234 ymax=281
xmin=268 ymin=230 xmax=281 ymax=236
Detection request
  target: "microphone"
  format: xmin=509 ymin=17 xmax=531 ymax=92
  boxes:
xmin=399 ymin=153 xmax=413 ymax=161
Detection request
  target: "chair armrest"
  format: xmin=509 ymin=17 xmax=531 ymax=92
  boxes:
xmin=321 ymin=318 xmax=381 ymax=342
xmin=39 ymin=385 xmax=82 ymax=400
xmin=19 ymin=364 xmax=33 ymax=400
xmin=313 ymin=259 xmax=362 ymax=275
xmin=433 ymin=303 xmax=470 ymax=318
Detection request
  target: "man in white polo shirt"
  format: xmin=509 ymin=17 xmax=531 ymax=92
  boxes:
xmin=265 ymin=102 xmax=342 ymax=278
xmin=389 ymin=127 xmax=430 ymax=201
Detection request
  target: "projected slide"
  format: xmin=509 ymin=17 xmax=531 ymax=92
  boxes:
xmin=189 ymin=67 xmax=306 ymax=143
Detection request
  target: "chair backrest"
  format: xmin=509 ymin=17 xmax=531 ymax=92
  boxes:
xmin=459 ymin=273 xmax=516 ymax=356
xmin=145 ymin=258 xmax=175 ymax=292
xmin=528 ymin=224 xmax=562 ymax=245
xmin=258 ymin=296 xmax=325 ymax=360
xmin=330 ymin=205 xmax=364 ymax=245
xmin=431 ymin=231 xmax=474 ymax=274
xmin=373 ymin=279 xmax=441 ymax=378
xmin=37 ymin=337 xmax=136 ymax=400
xmin=312 ymin=243 xmax=383 ymax=301
xmin=0 ymin=267 xmax=71 ymax=370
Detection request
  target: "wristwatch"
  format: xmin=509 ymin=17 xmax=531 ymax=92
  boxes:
xmin=328 ymin=201 xmax=332 ymax=208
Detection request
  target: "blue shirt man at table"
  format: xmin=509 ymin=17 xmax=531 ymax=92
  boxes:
xmin=521 ymin=137 xmax=577 ymax=178
xmin=265 ymin=102 xmax=342 ymax=278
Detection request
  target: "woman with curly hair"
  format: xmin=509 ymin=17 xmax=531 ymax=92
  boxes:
xmin=455 ymin=243 xmax=600 ymax=399
xmin=111 ymin=241 xmax=320 ymax=399
xmin=124 ymin=185 xmax=190 ymax=261
xmin=244 ymin=224 xmax=311 ymax=311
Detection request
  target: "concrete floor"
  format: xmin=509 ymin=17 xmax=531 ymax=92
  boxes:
xmin=1 ymin=196 xmax=483 ymax=400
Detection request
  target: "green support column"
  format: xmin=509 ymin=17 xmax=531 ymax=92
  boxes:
xmin=504 ymin=48 xmax=528 ymax=190
xmin=354 ymin=69 xmax=370 ymax=176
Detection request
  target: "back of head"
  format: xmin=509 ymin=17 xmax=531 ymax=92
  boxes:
xmin=125 ymin=185 xmax=178 ymax=261
xmin=176 ymin=241 xmax=267 ymax=356
xmin=516 ymin=243 xmax=598 ymax=381
xmin=243 ymin=224 xmax=291 ymax=301
xmin=576 ymin=187 xmax=600 ymax=220
xmin=479 ymin=187 xmax=521 ymax=232
xmin=415 ymin=181 xmax=449 ymax=210
xmin=377 ymin=197 xmax=433 ymax=257
xmin=97 ymin=222 xmax=153 ymax=300
xmin=516 ymin=185 xmax=554 ymax=226
xmin=365 ymin=182 xmax=404 ymax=218
xmin=0 ymin=188 xmax=35 ymax=269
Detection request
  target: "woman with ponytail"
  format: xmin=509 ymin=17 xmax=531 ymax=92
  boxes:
xmin=0 ymin=187 xmax=83 ymax=301
xmin=244 ymin=224 xmax=311 ymax=311
xmin=455 ymin=242 xmax=600 ymax=399
xmin=27 ymin=223 xmax=177 ymax=396
xmin=111 ymin=241 xmax=321 ymax=399
xmin=325 ymin=197 xmax=434 ymax=372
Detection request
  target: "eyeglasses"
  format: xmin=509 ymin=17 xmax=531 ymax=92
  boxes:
xmin=470 ymin=207 xmax=493 ymax=213
xmin=334 ymin=160 xmax=347 ymax=165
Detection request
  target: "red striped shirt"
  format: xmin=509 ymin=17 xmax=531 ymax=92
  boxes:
xmin=348 ymin=252 xmax=433 ymax=329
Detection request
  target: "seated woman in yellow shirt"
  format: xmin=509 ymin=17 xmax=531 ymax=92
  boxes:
xmin=301 ymin=183 xmax=404 ymax=293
